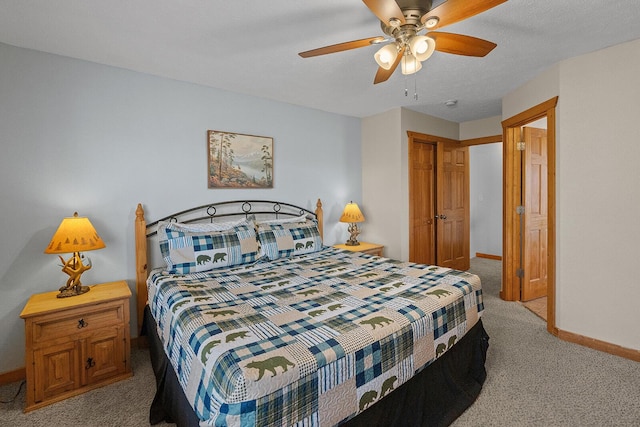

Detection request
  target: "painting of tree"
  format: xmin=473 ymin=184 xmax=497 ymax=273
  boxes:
xmin=207 ymin=130 xmax=273 ymax=188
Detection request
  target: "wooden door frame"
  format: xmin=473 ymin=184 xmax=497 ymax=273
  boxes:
xmin=502 ymin=97 xmax=558 ymax=334
xmin=409 ymin=132 xmax=503 ymax=266
xmin=407 ymin=131 xmax=460 ymax=265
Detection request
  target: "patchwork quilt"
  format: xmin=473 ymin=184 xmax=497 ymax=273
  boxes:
xmin=147 ymin=247 xmax=484 ymax=427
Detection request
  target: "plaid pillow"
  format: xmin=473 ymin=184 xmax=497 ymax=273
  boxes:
xmin=158 ymin=218 xmax=249 ymax=233
xmin=158 ymin=222 xmax=259 ymax=273
xmin=256 ymin=220 xmax=323 ymax=260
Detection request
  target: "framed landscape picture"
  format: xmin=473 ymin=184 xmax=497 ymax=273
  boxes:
xmin=207 ymin=130 xmax=273 ymax=188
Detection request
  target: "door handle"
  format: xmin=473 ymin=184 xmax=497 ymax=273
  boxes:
xmin=436 ymin=214 xmax=447 ymax=220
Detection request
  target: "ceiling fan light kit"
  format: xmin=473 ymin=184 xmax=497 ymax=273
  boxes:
xmin=401 ymin=52 xmax=422 ymax=75
xmin=298 ymin=0 xmax=507 ymax=84
xmin=409 ymin=34 xmax=436 ymax=61
xmin=374 ymin=44 xmax=398 ymax=70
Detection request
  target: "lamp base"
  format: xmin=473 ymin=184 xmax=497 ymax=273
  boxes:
xmin=346 ymin=223 xmax=361 ymax=246
xmin=57 ymin=284 xmax=91 ymax=298
xmin=56 ymin=251 xmax=93 ymax=298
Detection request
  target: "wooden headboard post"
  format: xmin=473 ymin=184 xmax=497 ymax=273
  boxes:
xmin=133 ymin=199 xmax=324 ymax=339
xmin=316 ymin=198 xmax=323 ymax=241
xmin=134 ymin=203 xmax=148 ymax=337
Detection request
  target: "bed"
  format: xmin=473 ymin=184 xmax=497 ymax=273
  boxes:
xmin=134 ymin=199 xmax=489 ymax=427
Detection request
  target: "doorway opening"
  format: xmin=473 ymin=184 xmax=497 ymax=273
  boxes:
xmin=502 ymin=97 xmax=558 ymax=334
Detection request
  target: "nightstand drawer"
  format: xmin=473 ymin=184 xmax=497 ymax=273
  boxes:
xmin=31 ymin=301 xmax=125 ymax=345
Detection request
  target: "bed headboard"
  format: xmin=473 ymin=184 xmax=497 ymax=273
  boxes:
xmin=134 ymin=199 xmax=323 ymax=335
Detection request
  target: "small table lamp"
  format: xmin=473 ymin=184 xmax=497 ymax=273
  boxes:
xmin=339 ymin=201 xmax=365 ymax=246
xmin=44 ymin=212 xmax=106 ymax=298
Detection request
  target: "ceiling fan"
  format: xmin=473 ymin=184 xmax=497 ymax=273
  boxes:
xmin=299 ymin=0 xmax=507 ymax=84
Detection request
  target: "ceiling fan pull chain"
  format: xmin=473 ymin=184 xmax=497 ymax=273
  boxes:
xmin=414 ymin=78 xmax=418 ymax=101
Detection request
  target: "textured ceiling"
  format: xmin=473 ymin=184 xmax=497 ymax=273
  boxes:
xmin=2 ymin=0 xmax=640 ymax=122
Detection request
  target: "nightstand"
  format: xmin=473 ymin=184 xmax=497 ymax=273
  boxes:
xmin=333 ymin=242 xmax=384 ymax=257
xmin=20 ymin=280 xmax=132 ymax=412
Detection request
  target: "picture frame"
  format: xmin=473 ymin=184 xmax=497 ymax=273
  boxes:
xmin=207 ymin=130 xmax=273 ymax=189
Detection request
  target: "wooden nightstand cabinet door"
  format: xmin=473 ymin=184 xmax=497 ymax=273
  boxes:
xmin=83 ymin=326 xmax=126 ymax=386
xmin=33 ymin=340 xmax=80 ymax=403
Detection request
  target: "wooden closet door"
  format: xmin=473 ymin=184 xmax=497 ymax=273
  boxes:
xmin=409 ymin=139 xmax=436 ymax=264
xmin=521 ymin=127 xmax=548 ymax=301
xmin=436 ymin=143 xmax=470 ymax=271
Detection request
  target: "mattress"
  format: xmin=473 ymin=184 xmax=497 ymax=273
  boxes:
xmin=147 ymin=247 xmax=484 ymax=426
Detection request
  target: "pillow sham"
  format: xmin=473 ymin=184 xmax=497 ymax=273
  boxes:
xmin=158 ymin=218 xmax=249 ymax=233
xmin=256 ymin=219 xmax=323 ymax=260
xmin=255 ymin=214 xmax=309 ymax=225
xmin=158 ymin=221 xmax=259 ymax=274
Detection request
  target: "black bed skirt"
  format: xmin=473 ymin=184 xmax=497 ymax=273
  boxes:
xmin=144 ymin=306 xmax=489 ymax=427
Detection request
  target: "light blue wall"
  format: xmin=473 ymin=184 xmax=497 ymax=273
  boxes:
xmin=0 ymin=43 xmax=362 ymax=373
xmin=469 ymin=144 xmax=502 ymax=257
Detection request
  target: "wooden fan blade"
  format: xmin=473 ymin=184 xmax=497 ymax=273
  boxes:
xmin=299 ymin=36 xmax=385 ymax=58
xmin=363 ymin=0 xmax=406 ymax=25
xmin=374 ymin=46 xmax=405 ymax=84
xmin=430 ymin=32 xmax=497 ymax=57
xmin=422 ymin=0 xmax=507 ymax=29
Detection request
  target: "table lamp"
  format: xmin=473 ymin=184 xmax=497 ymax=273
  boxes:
xmin=44 ymin=212 xmax=106 ymax=298
xmin=339 ymin=201 xmax=365 ymax=246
